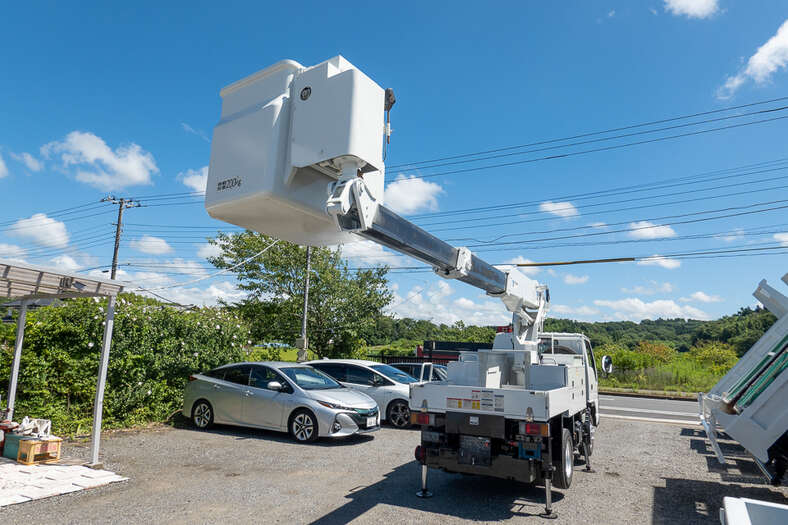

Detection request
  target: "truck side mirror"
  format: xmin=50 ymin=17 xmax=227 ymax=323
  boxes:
xmin=601 ymin=356 xmax=613 ymax=375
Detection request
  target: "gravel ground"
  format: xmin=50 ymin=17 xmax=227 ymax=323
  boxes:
xmin=2 ymin=417 xmax=786 ymax=524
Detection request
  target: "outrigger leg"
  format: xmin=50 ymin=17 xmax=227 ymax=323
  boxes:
xmin=416 ymin=463 xmax=433 ymax=498
xmin=540 ymin=430 xmax=558 ymax=519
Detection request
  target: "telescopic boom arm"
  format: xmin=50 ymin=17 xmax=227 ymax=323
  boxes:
xmin=325 ymin=168 xmax=548 ymax=347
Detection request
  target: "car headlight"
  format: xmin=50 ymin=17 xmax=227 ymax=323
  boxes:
xmin=317 ymin=400 xmax=354 ymax=411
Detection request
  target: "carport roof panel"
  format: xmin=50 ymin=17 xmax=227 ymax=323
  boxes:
xmin=0 ymin=259 xmax=123 ymax=299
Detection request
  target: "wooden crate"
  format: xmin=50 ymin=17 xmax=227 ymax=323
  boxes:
xmin=17 ymin=437 xmax=62 ymax=465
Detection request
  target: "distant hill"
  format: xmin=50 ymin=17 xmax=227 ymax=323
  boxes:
xmin=367 ymin=307 xmax=777 ymax=357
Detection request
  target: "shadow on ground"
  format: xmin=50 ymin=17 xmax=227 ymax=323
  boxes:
xmin=309 ymin=462 xmax=566 ymax=524
xmin=650 ymin=427 xmax=787 ymax=524
xmin=169 ymin=412 xmax=377 ymax=448
xmin=652 ymin=478 xmax=787 ymax=525
xmin=685 ymin=427 xmax=770 ymax=483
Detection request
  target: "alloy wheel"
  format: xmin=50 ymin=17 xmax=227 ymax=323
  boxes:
xmin=389 ymin=402 xmax=410 ymax=428
xmin=292 ymin=413 xmax=315 ymax=441
xmin=193 ymin=402 xmax=211 ymax=428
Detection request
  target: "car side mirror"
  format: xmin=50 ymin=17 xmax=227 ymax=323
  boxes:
xmin=267 ymin=381 xmax=283 ymax=391
xmin=601 ymin=355 xmax=613 ymax=375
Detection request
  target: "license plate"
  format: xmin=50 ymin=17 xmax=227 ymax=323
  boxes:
xmin=366 ymin=416 xmax=376 ymax=427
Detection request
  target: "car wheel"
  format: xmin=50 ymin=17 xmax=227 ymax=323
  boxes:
xmin=553 ymin=428 xmax=574 ymax=489
xmin=289 ymin=409 xmax=318 ymax=443
xmin=192 ymin=400 xmax=214 ymax=429
xmin=387 ymin=400 xmax=411 ymax=429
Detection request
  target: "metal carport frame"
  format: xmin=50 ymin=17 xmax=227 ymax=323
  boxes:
xmin=1 ymin=259 xmax=124 ymax=468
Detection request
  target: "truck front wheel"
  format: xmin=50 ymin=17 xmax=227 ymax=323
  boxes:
xmin=553 ymin=428 xmax=574 ymax=489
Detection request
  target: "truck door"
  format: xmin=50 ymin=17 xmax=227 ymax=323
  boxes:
xmin=583 ymin=339 xmax=600 ymax=424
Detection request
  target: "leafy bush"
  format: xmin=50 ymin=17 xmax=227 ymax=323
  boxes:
xmin=0 ymin=294 xmax=251 ymax=434
xmin=599 ymin=339 xmax=738 ymax=392
xmin=689 ymin=341 xmax=738 ymax=375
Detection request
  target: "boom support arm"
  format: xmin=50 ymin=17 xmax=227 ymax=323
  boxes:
xmin=326 ymin=174 xmax=548 ymax=345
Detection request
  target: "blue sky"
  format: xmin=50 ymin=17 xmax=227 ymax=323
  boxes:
xmin=2 ymin=1 xmax=788 ymax=325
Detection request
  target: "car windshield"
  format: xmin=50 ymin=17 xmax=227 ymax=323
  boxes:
xmin=280 ymin=367 xmax=342 ymax=390
xmin=371 ymin=364 xmax=418 ymax=384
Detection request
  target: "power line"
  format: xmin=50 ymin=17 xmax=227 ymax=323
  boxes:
xmin=408 ymin=157 xmax=788 ymax=219
xmin=392 ymin=114 xmax=788 ymax=182
xmin=389 ymin=104 xmax=788 ymax=175
xmin=387 ymin=95 xmax=788 ymax=170
xmin=453 ymin=198 xmax=788 ymax=245
xmin=424 ymin=173 xmax=788 ymax=231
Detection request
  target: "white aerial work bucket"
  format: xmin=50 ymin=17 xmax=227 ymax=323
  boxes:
xmin=205 ymin=56 xmax=386 ymax=246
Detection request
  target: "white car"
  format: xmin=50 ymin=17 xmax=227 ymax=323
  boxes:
xmin=307 ymin=359 xmax=416 ymax=428
xmin=182 ymin=362 xmax=379 ymax=442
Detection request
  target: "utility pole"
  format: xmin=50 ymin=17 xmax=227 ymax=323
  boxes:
xmin=101 ymin=196 xmax=140 ymax=279
xmin=297 ymin=246 xmax=311 ymax=361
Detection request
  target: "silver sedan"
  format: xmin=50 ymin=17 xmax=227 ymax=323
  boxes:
xmin=182 ymin=361 xmax=380 ymax=442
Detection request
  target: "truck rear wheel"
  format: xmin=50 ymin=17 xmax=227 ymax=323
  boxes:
xmin=553 ymin=428 xmax=574 ymax=489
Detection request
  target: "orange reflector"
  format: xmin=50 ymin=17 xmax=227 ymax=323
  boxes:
xmin=525 ymin=423 xmax=548 ymax=436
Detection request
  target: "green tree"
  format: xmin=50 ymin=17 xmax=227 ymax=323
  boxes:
xmin=209 ymin=231 xmax=391 ymax=358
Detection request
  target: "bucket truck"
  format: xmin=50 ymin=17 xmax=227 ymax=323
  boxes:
xmin=205 ymin=55 xmax=606 ymax=517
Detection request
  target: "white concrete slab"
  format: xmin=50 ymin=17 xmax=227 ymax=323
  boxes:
xmin=0 ymin=457 xmax=127 ymax=508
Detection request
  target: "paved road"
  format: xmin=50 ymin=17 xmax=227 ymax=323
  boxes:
xmin=599 ymin=394 xmax=699 ymax=425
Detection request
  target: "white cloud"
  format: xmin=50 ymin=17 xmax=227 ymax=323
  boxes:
xmin=89 ymin=265 xmax=243 ymax=306
xmin=539 ymin=201 xmax=579 ymax=218
xmin=49 ymin=255 xmax=81 ymax=272
xmin=495 ymin=255 xmax=541 ymax=277
xmin=774 ymin=232 xmax=788 ymax=246
xmin=551 ymin=304 xmax=600 ymax=318
xmin=637 ymin=255 xmax=681 ymax=269
xmin=339 ymin=240 xmax=409 ymax=267
xmin=650 ymin=7 xmax=658 ymax=15
xmin=589 ymin=221 xmax=608 ymax=229
xmin=680 ymin=291 xmax=723 ymax=303
xmin=387 ymin=281 xmax=511 ymax=326
xmin=181 ymin=122 xmax=210 ymax=142
xmin=178 ymin=166 xmax=208 ymax=194
xmin=129 ymin=235 xmax=173 ymax=255
xmin=608 ymin=9 xmax=616 ymax=18
xmin=41 ymin=131 xmax=158 ymax=190
xmin=664 ymin=0 xmax=718 ymax=19
xmin=384 ymin=174 xmax=444 ymax=214
xmin=621 ymin=281 xmax=674 ymax=295
xmin=0 ymin=243 xmax=26 ymax=259
xmin=162 ymin=258 xmax=210 ymax=278
xmin=563 ymin=274 xmax=589 ymax=285
xmin=716 ymin=228 xmax=745 ymax=242
xmin=594 ymin=297 xmax=709 ymax=320
xmin=7 ymin=213 xmax=70 ymax=248
xmin=0 ymin=153 xmax=8 ymax=178
xmin=197 ymin=243 xmax=223 ymax=259
xmin=628 ymin=221 xmax=677 ymax=239
xmin=718 ymin=19 xmax=788 ymax=99
xmin=11 ymin=152 xmax=43 ymax=172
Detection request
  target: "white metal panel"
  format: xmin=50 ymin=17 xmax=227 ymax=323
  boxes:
xmin=410 ymin=382 xmax=585 ymax=421
xmin=206 ymin=55 xmax=385 ymax=246
xmin=0 ymin=259 xmax=123 ymax=299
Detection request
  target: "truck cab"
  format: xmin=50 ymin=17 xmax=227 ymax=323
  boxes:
xmin=538 ymin=333 xmax=600 ymax=426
